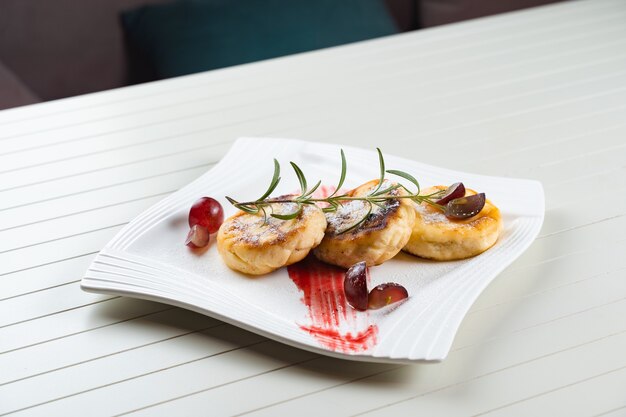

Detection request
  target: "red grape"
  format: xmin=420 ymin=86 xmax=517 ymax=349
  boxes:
xmin=186 ymin=225 xmax=210 ymax=248
xmin=344 ymin=261 xmax=369 ymax=311
xmin=445 ymin=193 xmax=486 ymax=219
xmin=368 ymin=283 xmax=408 ymax=309
xmin=189 ymin=197 xmax=224 ymax=233
xmin=435 ymin=182 xmax=465 ymax=205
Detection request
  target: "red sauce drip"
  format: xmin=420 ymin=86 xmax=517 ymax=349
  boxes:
xmin=311 ymin=185 xmax=335 ymax=208
xmin=288 ymin=256 xmax=378 ymax=353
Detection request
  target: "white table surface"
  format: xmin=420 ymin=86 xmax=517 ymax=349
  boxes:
xmin=1 ymin=0 xmax=625 ymax=415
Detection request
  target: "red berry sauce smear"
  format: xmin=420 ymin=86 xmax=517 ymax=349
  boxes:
xmin=287 ymin=184 xmax=377 ymax=353
xmin=288 ymin=257 xmax=378 ymax=353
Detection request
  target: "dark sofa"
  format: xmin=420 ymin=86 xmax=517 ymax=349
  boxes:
xmin=0 ymin=0 xmax=561 ymax=110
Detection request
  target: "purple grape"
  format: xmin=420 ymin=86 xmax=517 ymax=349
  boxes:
xmin=368 ymin=283 xmax=409 ymax=309
xmin=445 ymin=193 xmax=486 ymax=219
xmin=436 ymin=182 xmax=466 ymax=205
xmin=344 ymin=261 xmax=369 ymax=311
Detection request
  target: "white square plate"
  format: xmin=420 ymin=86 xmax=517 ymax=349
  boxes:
xmin=81 ymin=137 xmax=544 ymax=363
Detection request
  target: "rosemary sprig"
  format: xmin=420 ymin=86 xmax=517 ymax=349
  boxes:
xmin=225 ymin=149 xmax=445 ymax=233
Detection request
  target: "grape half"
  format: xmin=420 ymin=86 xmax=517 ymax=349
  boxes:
xmin=186 ymin=225 xmax=210 ymax=248
xmin=435 ymin=182 xmax=465 ymax=205
xmin=344 ymin=261 xmax=369 ymax=311
xmin=445 ymin=193 xmax=486 ymax=219
xmin=368 ymin=283 xmax=409 ymax=309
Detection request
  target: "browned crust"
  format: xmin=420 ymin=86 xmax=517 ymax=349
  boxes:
xmin=219 ymin=205 xmax=310 ymax=249
xmin=217 ymin=201 xmax=327 ymax=275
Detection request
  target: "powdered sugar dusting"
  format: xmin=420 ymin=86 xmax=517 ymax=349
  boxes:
xmin=224 ymin=200 xmax=312 ymax=245
xmin=414 ymin=200 xmax=475 ymax=229
xmin=324 ymin=180 xmax=400 ymax=234
xmin=326 ymin=199 xmax=372 ymax=231
xmin=415 ymin=203 xmax=449 ymax=224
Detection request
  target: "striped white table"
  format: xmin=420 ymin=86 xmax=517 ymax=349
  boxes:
xmin=1 ymin=0 xmax=625 ymax=415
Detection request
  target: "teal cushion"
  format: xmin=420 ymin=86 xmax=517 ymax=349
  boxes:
xmin=122 ymin=0 xmax=398 ymax=80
